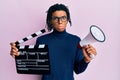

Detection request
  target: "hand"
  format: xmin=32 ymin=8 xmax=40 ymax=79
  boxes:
xmin=10 ymin=42 xmax=20 ymax=58
xmin=82 ymin=44 xmax=97 ymax=63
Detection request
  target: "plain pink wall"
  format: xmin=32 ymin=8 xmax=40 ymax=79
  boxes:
xmin=0 ymin=0 xmax=120 ymax=80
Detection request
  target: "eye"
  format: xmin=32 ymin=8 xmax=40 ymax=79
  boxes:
xmin=62 ymin=16 xmax=67 ymax=19
xmin=61 ymin=16 xmax=67 ymax=20
xmin=52 ymin=16 xmax=58 ymax=20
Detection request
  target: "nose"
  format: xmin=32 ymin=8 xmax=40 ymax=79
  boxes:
xmin=58 ymin=18 xmax=62 ymax=24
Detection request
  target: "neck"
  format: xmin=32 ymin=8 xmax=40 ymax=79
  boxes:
xmin=52 ymin=29 xmax=68 ymax=38
xmin=53 ymin=29 xmax=66 ymax=33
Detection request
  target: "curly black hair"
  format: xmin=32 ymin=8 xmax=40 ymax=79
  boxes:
xmin=46 ymin=3 xmax=72 ymax=31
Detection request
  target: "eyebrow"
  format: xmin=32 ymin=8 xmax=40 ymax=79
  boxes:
xmin=52 ymin=16 xmax=67 ymax=18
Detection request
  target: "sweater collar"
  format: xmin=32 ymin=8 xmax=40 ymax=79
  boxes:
xmin=52 ymin=29 xmax=68 ymax=38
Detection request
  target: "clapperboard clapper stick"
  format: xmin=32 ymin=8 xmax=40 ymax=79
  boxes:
xmin=15 ymin=29 xmax=46 ymax=45
xmin=14 ymin=29 xmax=50 ymax=74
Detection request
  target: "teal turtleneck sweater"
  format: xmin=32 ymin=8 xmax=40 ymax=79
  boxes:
xmin=36 ymin=29 xmax=89 ymax=80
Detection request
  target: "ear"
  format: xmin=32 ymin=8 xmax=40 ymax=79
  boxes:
xmin=68 ymin=20 xmax=72 ymax=26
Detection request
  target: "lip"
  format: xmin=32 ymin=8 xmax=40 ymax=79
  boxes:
xmin=58 ymin=26 xmax=64 ymax=29
xmin=57 ymin=26 xmax=64 ymax=29
xmin=58 ymin=26 xmax=64 ymax=27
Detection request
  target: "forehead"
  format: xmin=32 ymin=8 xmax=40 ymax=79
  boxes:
xmin=52 ymin=10 xmax=67 ymax=17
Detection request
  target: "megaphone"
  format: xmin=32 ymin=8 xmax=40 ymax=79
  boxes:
xmin=79 ymin=25 xmax=106 ymax=59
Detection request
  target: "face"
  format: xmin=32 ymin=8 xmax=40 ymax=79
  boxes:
xmin=51 ymin=10 xmax=68 ymax=32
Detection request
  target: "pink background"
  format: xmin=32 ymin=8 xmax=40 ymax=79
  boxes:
xmin=0 ymin=0 xmax=120 ymax=80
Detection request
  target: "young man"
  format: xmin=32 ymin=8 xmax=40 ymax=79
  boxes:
xmin=10 ymin=3 xmax=96 ymax=80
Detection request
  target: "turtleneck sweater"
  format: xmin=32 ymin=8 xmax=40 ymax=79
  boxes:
xmin=36 ymin=29 xmax=89 ymax=80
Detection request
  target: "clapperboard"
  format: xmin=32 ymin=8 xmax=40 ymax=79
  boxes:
xmin=15 ymin=29 xmax=50 ymax=74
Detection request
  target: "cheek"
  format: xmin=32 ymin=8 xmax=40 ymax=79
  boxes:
xmin=64 ymin=21 xmax=68 ymax=26
xmin=65 ymin=21 xmax=68 ymax=25
xmin=52 ymin=23 xmax=57 ymax=27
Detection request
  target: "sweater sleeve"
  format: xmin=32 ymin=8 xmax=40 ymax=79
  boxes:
xmin=35 ymin=37 xmax=44 ymax=45
xmin=74 ymin=44 xmax=89 ymax=74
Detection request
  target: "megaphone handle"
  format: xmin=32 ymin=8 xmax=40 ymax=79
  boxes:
xmin=90 ymin=54 xmax=95 ymax=59
xmin=78 ymin=43 xmax=95 ymax=59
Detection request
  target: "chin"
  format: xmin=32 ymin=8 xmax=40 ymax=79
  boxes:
xmin=57 ymin=29 xmax=65 ymax=32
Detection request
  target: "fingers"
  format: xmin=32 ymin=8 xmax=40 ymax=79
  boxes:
xmin=82 ymin=47 xmax=92 ymax=63
xmin=10 ymin=42 xmax=16 ymax=46
xmin=10 ymin=49 xmax=19 ymax=55
xmin=10 ymin=42 xmax=20 ymax=58
xmin=84 ymin=44 xmax=96 ymax=56
xmin=82 ymin=44 xmax=97 ymax=63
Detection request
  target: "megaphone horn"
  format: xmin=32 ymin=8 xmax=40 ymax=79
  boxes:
xmin=79 ymin=25 xmax=106 ymax=59
xmin=80 ymin=25 xmax=106 ymax=47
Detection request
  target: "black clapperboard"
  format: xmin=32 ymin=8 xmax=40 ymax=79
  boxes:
xmin=14 ymin=29 xmax=50 ymax=74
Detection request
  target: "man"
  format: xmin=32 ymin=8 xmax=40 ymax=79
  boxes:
xmin=10 ymin=3 xmax=96 ymax=80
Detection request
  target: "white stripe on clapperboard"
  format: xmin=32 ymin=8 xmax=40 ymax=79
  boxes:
xmin=35 ymin=31 xmax=42 ymax=35
xmin=19 ymin=46 xmax=25 ymax=49
xmin=39 ymin=44 xmax=45 ymax=48
xmin=18 ymin=39 xmax=24 ymax=44
xmin=29 ymin=45 xmax=35 ymax=49
xmin=26 ymin=35 xmax=33 ymax=40
xmin=19 ymin=44 xmax=45 ymax=49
